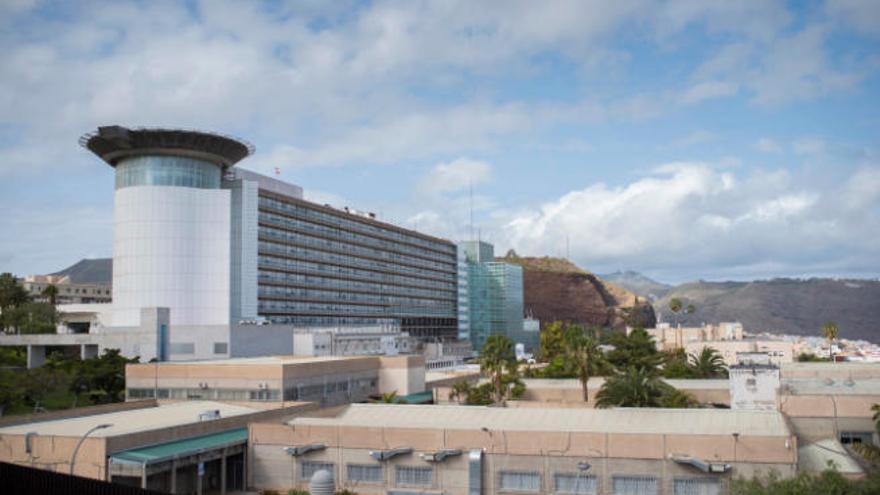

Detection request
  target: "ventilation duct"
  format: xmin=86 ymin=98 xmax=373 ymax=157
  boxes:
xmin=469 ymin=449 xmax=483 ymax=495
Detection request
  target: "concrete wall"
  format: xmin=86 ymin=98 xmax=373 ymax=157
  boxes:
xmin=249 ymin=422 xmax=796 ymax=494
xmin=378 ymin=355 xmax=426 ymax=395
xmin=781 ymin=394 xmax=880 ymax=443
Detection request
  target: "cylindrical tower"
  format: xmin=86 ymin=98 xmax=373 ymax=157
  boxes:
xmin=81 ymin=126 xmax=253 ymax=328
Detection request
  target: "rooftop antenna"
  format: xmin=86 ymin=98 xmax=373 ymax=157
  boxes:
xmin=469 ymin=180 xmax=474 ymax=241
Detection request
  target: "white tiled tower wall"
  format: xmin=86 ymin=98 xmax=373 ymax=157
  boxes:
xmin=112 ymin=186 xmax=231 ymax=326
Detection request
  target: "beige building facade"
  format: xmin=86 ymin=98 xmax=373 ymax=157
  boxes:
xmin=640 ymin=323 xmax=743 ymax=352
xmin=249 ymin=404 xmax=796 ymax=495
xmin=125 ymin=355 xmax=427 ymax=407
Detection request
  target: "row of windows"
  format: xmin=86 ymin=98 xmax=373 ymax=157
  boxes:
xmin=258 ymin=256 xmax=456 ymax=293
xmin=259 ymin=196 xmax=456 ymax=256
xmin=258 ymin=300 xmax=454 ymax=318
xmin=301 ymin=462 xmax=433 ymax=487
xmin=258 ymin=264 xmax=455 ymax=294
xmin=259 ymin=285 xmax=456 ymax=309
xmin=259 ymin=240 xmax=453 ymax=282
xmin=115 ymin=155 xmax=220 ymax=189
xmin=284 ymin=377 xmax=376 ymax=401
xmin=263 ymin=315 xmax=395 ymax=326
xmin=260 ymin=225 xmax=454 ymax=272
xmin=497 ymin=471 xmax=720 ymax=495
xmin=259 ymin=272 xmax=454 ymax=301
xmin=127 ymin=388 xmax=281 ymax=401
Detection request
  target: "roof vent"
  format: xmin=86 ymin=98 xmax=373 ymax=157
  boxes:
xmin=198 ymin=409 xmax=221 ymax=421
xmin=309 ymin=469 xmax=335 ymax=495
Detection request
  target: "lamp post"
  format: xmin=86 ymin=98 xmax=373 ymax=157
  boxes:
xmin=70 ymin=423 xmax=113 ymax=475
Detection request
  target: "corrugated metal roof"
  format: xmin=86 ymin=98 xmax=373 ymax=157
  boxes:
xmin=0 ymin=401 xmax=258 ymax=437
xmin=110 ymin=428 xmax=247 ymax=464
xmin=290 ymin=404 xmax=791 ymax=437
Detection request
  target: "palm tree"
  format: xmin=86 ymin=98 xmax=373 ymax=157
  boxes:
xmin=448 ymin=381 xmax=472 ymax=404
xmin=821 ymin=321 xmax=839 ymax=361
xmin=564 ymin=326 xmax=608 ymax=403
xmin=41 ymin=284 xmax=59 ymax=306
xmin=688 ymin=347 xmax=727 ymax=378
xmin=480 ymin=334 xmax=517 ymax=404
xmin=595 ymin=367 xmax=666 ymax=408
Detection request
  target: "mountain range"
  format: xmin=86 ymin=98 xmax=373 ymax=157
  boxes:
xmin=601 ymin=271 xmax=880 ymax=342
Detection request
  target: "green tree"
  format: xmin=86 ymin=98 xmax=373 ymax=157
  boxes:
xmin=41 ymin=284 xmax=59 ymax=306
xmin=448 ymin=381 xmax=473 ymax=404
xmin=67 ymin=349 xmax=139 ymax=404
xmin=596 ymin=368 xmax=698 ymax=409
xmin=564 ymin=325 xmax=609 ymax=403
xmin=730 ymin=468 xmax=880 ymax=495
xmin=797 ymin=352 xmax=830 ymax=362
xmin=822 ymin=321 xmax=839 ymax=361
xmin=661 ymin=349 xmax=697 ymax=379
xmin=606 ymin=328 xmax=662 ymax=373
xmin=688 ymin=347 xmax=727 ymax=378
xmin=5 ymin=302 xmax=59 ymax=334
xmin=0 ymin=370 xmax=24 ymax=415
xmin=539 ymin=321 xmax=568 ymax=362
xmin=479 ymin=335 xmax=520 ymax=404
xmin=667 ymin=298 xmax=695 ymax=326
xmin=376 ymin=391 xmax=399 ymax=403
xmin=0 ymin=273 xmax=29 ymax=311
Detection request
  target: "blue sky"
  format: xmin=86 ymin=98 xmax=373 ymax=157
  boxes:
xmin=0 ymin=0 xmax=878 ymax=284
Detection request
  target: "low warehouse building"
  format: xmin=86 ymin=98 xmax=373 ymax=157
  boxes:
xmin=249 ymin=403 xmax=797 ymax=495
xmin=0 ymin=399 xmax=314 ymax=493
xmin=125 ymin=355 xmax=426 ymax=407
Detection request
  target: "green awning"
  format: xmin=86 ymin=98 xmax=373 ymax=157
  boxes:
xmin=110 ymin=428 xmax=247 ymax=465
xmin=398 ymin=391 xmax=433 ymax=404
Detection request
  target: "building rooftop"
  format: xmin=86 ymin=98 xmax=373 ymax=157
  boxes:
xmin=782 ymin=378 xmax=880 ymax=396
xmin=153 ymin=355 xmax=375 ymax=366
xmin=460 ymin=378 xmax=730 ymax=390
xmin=290 ymin=404 xmax=791 ymax=437
xmin=80 ymin=126 xmax=254 ymax=168
xmin=0 ymin=401 xmax=258 ymax=437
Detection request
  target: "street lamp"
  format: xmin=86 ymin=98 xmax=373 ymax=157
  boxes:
xmin=70 ymin=423 xmax=113 ymax=475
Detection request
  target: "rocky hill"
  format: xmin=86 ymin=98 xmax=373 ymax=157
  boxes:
xmin=655 ymin=278 xmax=880 ymax=342
xmin=497 ymin=255 xmax=656 ymax=330
xmin=599 ymin=270 xmax=672 ymax=301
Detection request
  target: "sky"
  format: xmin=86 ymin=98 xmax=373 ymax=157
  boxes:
xmin=0 ymin=0 xmax=878 ymax=284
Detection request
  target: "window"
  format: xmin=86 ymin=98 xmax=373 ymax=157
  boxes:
xmin=300 ymin=461 xmax=334 ymax=481
xmin=555 ymin=473 xmax=597 ymax=494
xmin=347 ymin=464 xmax=383 ymax=483
xmin=612 ymin=475 xmax=657 ymax=495
xmin=674 ymin=478 xmax=721 ymax=495
xmin=395 ymin=466 xmax=432 ymax=487
xmin=499 ymin=471 xmax=541 ymax=492
xmin=840 ymin=431 xmax=874 ymax=445
xmin=213 ymin=342 xmax=228 ymax=354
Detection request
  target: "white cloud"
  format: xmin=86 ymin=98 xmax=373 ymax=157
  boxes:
xmin=418 ymin=158 xmax=493 ymax=196
xmin=793 ymin=137 xmax=827 ymax=156
xmin=755 ymin=138 xmax=783 ymax=154
xmin=679 ymin=81 xmax=739 ymax=105
xmin=497 ymin=163 xmax=879 ymax=279
xmin=826 ymin=0 xmax=880 ymax=37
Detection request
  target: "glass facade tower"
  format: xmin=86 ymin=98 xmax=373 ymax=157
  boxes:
xmin=459 ymin=241 xmax=532 ymax=351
